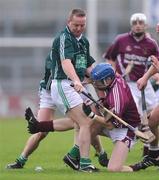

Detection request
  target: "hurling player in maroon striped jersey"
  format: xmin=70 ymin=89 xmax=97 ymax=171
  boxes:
xmin=103 ymin=13 xmax=159 ymax=157
xmin=83 ymin=63 xmax=141 ymax=172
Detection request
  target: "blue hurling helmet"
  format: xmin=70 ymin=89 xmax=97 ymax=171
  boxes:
xmin=91 ymin=63 xmax=115 ymax=81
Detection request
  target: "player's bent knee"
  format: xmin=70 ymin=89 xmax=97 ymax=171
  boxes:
xmin=107 ymin=165 xmax=122 ymax=172
xmin=82 ymin=117 xmax=94 ymax=126
xmin=34 ymin=132 xmax=48 ymax=140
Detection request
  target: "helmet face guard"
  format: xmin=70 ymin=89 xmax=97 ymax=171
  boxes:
xmin=92 ymin=79 xmax=106 ymax=90
xmin=92 ymin=77 xmax=112 ymax=90
xmin=91 ymin=63 xmax=115 ymax=90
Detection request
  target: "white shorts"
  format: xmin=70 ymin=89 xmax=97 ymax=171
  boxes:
xmin=39 ymin=88 xmax=56 ymax=110
xmin=102 ymin=128 xmax=137 ymax=149
xmin=51 ymin=79 xmax=91 ymax=114
xmin=127 ymin=80 xmax=158 ymax=116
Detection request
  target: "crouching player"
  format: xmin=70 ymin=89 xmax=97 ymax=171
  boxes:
xmin=82 ymin=63 xmax=142 ymax=172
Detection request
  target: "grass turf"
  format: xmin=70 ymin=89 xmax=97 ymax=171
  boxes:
xmin=0 ymin=118 xmax=158 ymax=180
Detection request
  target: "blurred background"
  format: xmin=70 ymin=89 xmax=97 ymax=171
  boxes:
xmin=0 ymin=0 xmax=158 ymax=117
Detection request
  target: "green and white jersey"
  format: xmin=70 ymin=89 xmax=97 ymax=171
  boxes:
xmin=51 ymin=26 xmax=95 ymax=81
xmin=39 ymin=52 xmax=55 ymax=91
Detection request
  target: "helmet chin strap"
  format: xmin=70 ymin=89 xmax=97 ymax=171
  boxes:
xmin=133 ymin=32 xmax=145 ymax=38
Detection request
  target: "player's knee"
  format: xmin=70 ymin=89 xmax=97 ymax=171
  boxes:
xmin=84 ymin=116 xmax=94 ymax=126
xmin=107 ymin=164 xmax=122 ymax=172
xmin=35 ymin=132 xmax=48 ymax=141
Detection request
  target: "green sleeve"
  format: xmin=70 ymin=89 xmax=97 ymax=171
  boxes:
xmin=59 ymin=34 xmax=74 ymax=61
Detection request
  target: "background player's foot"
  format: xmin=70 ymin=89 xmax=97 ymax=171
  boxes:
xmin=98 ymin=151 xmax=109 ymax=167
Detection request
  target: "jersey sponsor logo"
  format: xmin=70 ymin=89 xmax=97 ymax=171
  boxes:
xmin=133 ymin=45 xmax=141 ymax=49
xmin=75 ymin=54 xmax=87 ymax=69
xmin=124 ymin=53 xmax=147 ymax=65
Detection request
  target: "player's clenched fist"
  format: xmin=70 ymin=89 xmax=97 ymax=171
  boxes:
xmin=73 ymin=81 xmax=84 ymax=92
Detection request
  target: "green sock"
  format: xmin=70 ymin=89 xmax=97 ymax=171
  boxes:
xmin=17 ymin=155 xmax=28 ymax=165
xmin=68 ymin=144 xmax=80 ymax=159
xmin=80 ymin=158 xmax=91 ymax=168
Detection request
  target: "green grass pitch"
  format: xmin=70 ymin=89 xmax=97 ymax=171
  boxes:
xmin=0 ymin=118 xmax=158 ymax=180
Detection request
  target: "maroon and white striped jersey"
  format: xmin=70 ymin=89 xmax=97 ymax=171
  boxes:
xmin=102 ymin=75 xmax=140 ymax=128
xmin=104 ymin=32 xmax=159 ymax=81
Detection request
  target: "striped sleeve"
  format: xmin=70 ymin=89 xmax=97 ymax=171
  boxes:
xmin=112 ymin=82 xmax=125 ymax=117
xmin=60 ymin=33 xmax=66 ymax=60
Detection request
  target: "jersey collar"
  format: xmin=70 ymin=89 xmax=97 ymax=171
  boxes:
xmin=129 ymin=31 xmax=146 ymax=42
